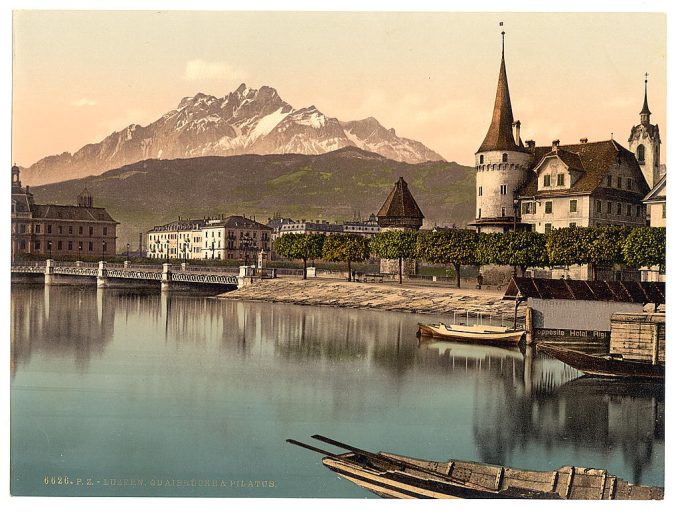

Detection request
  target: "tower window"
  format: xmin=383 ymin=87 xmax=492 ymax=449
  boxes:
xmin=478 ymin=186 xmax=483 ymax=196
xmin=626 ymin=204 xmax=632 ymax=216
xmin=478 ymin=208 xmax=481 ymax=218
xmin=607 ymin=175 xmax=612 ymax=187
xmin=617 ymin=177 xmax=622 ymax=189
xmin=479 ymin=155 xmax=484 ymax=165
xmin=607 ymin=202 xmax=612 ymax=214
xmin=501 ymin=207 xmax=506 ymax=217
xmin=637 ymin=144 xmax=645 ymax=163
xmin=596 ymin=200 xmax=602 ymax=213
xmin=502 ymin=153 xmax=508 ymax=163
xmin=617 ymin=203 xmax=622 ymax=215
xmin=500 ymin=185 xmax=507 ymax=195
xmin=627 ymin=178 xmax=633 ymax=190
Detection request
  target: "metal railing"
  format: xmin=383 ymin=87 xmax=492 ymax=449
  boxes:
xmin=449 ymin=310 xmax=525 ymax=329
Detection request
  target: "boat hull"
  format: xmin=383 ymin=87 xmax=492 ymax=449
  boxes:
xmin=417 ymin=323 xmax=524 ymax=346
xmin=537 ymin=343 xmax=664 ymax=380
xmin=321 ymin=452 xmax=664 ymax=500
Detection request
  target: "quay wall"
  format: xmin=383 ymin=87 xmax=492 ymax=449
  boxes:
xmin=220 ymin=277 xmax=518 ymax=317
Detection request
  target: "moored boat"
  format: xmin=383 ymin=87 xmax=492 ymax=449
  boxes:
xmin=417 ymin=322 xmax=525 ymax=346
xmin=537 ymin=343 xmax=664 ymax=380
xmin=287 ymin=435 xmax=663 ymax=499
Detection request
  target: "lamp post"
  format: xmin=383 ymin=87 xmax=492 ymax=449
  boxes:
xmin=47 ymin=240 xmax=52 ymax=259
xmin=513 ymin=198 xmax=519 ymax=233
xmin=78 ymin=242 xmax=82 ymax=261
xmin=126 ymin=243 xmax=130 ymax=261
xmin=102 ymin=240 xmax=105 ymax=261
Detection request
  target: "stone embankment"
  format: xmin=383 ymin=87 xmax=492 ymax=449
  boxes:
xmin=220 ymin=277 xmax=518 ymax=317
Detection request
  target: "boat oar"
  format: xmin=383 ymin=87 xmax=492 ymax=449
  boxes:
xmin=310 ymin=434 xmax=464 ymax=484
xmin=286 ymin=439 xmax=380 ymax=471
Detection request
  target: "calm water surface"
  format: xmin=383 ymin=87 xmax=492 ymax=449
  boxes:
xmin=10 ymin=284 xmax=664 ymax=497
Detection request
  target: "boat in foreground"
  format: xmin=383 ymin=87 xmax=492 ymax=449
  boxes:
xmin=537 ymin=343 xmax=664 ymax=380
xmin=417 ymin=322 xmax=525 ymax=346
xmin=287 ymin=435 xmax=663 ymax=500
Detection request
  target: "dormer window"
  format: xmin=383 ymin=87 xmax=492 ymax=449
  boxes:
xmin=479 ymin=155 xmax=484 ymax=165
xmin=502 ymin=153 xmax=508 ymax=163
xmin=557 ymin=174 xmax=565 ymax=186
xmin=543 ymin=175 xmax=551 ymax=187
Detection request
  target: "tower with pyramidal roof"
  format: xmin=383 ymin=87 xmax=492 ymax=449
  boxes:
xmin=376 ymin=176 xmax=424 ymax=275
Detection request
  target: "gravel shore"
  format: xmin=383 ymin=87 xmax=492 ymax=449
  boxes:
xmin=220 ymin=277 xmax=519 ymax=318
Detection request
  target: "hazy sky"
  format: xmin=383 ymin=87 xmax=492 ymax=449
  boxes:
xmin=12 ymin=11 xmax=666 ymax=166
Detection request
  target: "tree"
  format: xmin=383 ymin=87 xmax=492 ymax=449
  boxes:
xmin=273 ymin=233 xmax=325 ymax=279
xmin=416 ymin=229 xmax=477 ymax=288
xmin=623 ymin=227 xmax=666 ymax=269
xmin=586 ymin=226 xmax=629 ymax=280
xmin=369 ymin=230 xmax=418 ymax=284
xmin=546 ymin=227 xmax=590 ymax=268
xmin=479 ymin=232 xmax=548 ymax=276
xmin=322 ymin=234 xmax=370 ymax=282
xmin=547 ymin=226 xmax=629 ymax=280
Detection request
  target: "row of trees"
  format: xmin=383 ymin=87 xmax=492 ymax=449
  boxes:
xmin=273 ymin=226 xmax=666 ymax=285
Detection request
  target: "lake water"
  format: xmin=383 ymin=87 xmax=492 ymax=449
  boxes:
xmin=10 ymin=284 xmax=665 ymax=498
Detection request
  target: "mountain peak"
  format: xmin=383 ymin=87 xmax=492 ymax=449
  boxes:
xmin=21 ymin=83 xmax=445 ymax=185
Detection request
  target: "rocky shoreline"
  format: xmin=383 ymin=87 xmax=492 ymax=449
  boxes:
xmin=220 ymin=277 xmax=519 ymax=318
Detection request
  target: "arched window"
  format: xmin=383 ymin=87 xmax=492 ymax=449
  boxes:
xmin=502 ymin=153 xmax=508 ymax=163
xmin=479 ymin=155 xmax=484 ymax=165
xmin=637 ymin=144 xmax=645 ymax=163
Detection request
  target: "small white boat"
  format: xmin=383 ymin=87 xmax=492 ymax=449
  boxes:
xmin=417 ymin=322 xmax=525 ymax=346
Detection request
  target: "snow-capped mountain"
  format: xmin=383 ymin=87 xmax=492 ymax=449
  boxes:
xmin=20 ymin=84 xmax=445 ymax=185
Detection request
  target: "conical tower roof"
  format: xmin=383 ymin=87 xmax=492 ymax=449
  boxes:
xmin=477 ymin=39 xmax=521 ymax=153
xmin=377 ymin=177 xmax=424 ymax=229
xmin=640 ymin=76 xmax=652 ymax=117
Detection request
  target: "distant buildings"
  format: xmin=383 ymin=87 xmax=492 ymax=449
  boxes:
xmin=471 ymin=31 xmax=656 ymax=235
xmin=268 ymin=214 xmax=380 ymax=240
xmin=147 ymin=215 xmax=272 ymax=262
xmin=643 ymin=173 xmax=666 ymax=228
xmin=11 ymin=165 xmax=118 ymax=261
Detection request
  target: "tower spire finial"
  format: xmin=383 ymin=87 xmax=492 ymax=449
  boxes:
xmin=640 ymin=72 xmax=651 ymax=123
xmin=500 ymin=21 xmax=505 ymax=58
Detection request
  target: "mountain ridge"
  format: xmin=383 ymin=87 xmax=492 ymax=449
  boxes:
xmin=29 ymin=148 xmax=474 ymax=251
xmin=20 ymin=84 xmax=445 ymax=185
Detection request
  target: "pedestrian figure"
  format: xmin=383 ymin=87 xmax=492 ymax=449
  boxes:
xmin=476 ymin=273 xmax=483 ymax=289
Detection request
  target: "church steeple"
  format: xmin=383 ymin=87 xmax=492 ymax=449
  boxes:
xmin=477 ymin=27 xmax=520 ymax=153
xmin=640 ymin=73 xmax=651 ymax=125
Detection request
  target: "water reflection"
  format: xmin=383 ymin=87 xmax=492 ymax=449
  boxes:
xmin=10 ymin=285 xmax=664 ymax=497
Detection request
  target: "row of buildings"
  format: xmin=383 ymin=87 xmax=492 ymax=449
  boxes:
xmin=144 ymin=194 xmax=408 ymax=262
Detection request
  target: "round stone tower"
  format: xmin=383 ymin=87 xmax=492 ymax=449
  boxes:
xmin=472 ymin=30 xmax=532 ymax=233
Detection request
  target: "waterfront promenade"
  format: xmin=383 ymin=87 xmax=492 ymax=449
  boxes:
xmin=221 ymin=277 xmax=517 ymax=318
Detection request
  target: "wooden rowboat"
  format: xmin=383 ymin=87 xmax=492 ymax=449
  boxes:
xmin=537 ymin=343 xmax=664 ymax=380
xmin=287 ymin=435 xmax=663 ymax=499
xmin=417 ymin=322 xmax=525 ymax=346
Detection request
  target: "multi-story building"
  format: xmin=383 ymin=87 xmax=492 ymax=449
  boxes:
xmin=11 ymin=165 xmax=118 ymax=261
xmin=147 ymin=215 xmax=272 ymax=262
xmin=343 ymin=214 xmax=380 ymax=237
xmin=470 ymin=30 xmax=653 ymax=236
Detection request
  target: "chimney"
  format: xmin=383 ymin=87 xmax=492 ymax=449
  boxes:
xmin=513 ymin=120 xmax=521 ymax=146
xmin=526 ymin=140 xmax=535 ymax=151
xmin=580 ymin=137 xmax=588 ymax=144
xmin=551 ymin=139 xmax=560 ymax=152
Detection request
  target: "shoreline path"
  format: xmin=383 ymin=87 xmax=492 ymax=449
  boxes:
xmin=220 ymin=277 xmax=519 ymax=318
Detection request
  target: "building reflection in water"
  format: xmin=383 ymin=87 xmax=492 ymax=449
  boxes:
xmin=10 ymin=285 xmax=664 ymax=489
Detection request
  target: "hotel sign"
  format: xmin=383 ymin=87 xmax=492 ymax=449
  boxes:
xmin=534 ymin=328 xmax=610 ymax=344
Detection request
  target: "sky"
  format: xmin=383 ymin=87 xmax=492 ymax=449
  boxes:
xmin=11 ymin=10 xmax=666 ymax=167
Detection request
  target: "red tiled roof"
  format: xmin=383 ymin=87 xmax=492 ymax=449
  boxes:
xmin=377 ymin=177 xmax=424 ymax=220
